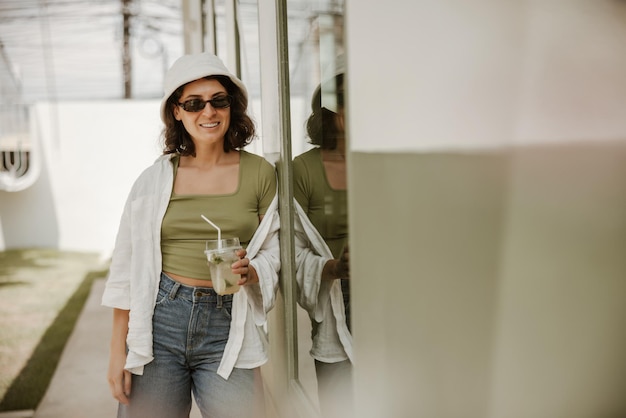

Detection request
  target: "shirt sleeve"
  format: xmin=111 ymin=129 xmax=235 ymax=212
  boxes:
xmin=243 ymin=194 xmax=281 ymax=325
xmin=101 ymin=193 xmax=133 ymax=309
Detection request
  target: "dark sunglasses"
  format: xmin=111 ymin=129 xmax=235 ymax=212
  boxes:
xmin=177 ymin=95 xmax=233 ymax=112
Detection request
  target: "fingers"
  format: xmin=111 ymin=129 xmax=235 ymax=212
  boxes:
xmin=335 ymin=257 xmax=350 ymax=279
xmin=108 ymin=371 xmax=131 ymax=405
xmin=123 ymin=370 xmax=132 ymax=399
xmin=231 ymin=258 xmax=259 ymax=285
xmin=231 ymin=257 xmax=252 ymax=275
xmin=337 ymin=245 xmax=350 ymax=278
xmin=230 ymin=250 xmax=259 ymax=285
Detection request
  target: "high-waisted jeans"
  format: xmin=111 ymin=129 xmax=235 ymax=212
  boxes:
xmin=118 ymin=273 xmax=261 ymax=418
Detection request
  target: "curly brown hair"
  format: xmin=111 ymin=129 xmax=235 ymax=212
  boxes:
xmin=162 ymin=75 xmax=255 ymax=155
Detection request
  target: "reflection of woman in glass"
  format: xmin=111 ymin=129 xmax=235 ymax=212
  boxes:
xmin=294 ymin=69 xmax=353 ymax=418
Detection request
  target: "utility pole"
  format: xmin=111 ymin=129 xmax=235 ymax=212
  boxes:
xmin=122 ymin=0 xmax=132 ymax=98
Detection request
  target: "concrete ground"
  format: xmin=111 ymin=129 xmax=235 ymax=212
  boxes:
xmin=33 ymin=278 xmax=118 ymax=418
xmin=0 ymin=278 xmax=319 ymax=418
xmin=8 ymin=279 xmax=202 ymax=418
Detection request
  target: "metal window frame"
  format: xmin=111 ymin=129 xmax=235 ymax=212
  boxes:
xmin=258 ymin=0 xmax=319 ymax=416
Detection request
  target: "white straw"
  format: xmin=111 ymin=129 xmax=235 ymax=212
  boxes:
xmin=201 ymin=215 xmax=222 ymax=247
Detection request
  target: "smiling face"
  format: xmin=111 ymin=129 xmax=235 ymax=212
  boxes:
xmin=173 ymin=78 xmax=231 ymax=148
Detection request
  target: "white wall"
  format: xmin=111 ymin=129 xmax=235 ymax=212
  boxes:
xmin=0 ymin=100 xmax=162 ymax=254
xmin=347 ymin=1 xmax=526 ymax=152
xmin=0 ymin=99 xmax=268 ymax=255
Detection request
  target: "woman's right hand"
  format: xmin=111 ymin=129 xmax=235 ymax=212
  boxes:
xmin=334 ymin=245 xmax=350 ymax=279
xmin=323 ymin=246 xmax=350 ymax=280
xmin=107 ymin=352 xmax=131 ymax=405
xmin=108 ymin=347 xmax=131 ymax=405
xmin=108 ymin=308 xmax=131 ymax=405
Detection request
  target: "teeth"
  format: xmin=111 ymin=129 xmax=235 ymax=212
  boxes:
xmin=200 ymin=122 xmax=219 ymax=128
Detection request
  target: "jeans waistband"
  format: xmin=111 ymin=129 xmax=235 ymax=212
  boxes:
xmin=159 ymin=272 xmax=233 ymax=304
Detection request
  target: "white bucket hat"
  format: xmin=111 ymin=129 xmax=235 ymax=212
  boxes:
xmin=313 ymin=53 xmax=346 ymax=113
xmin=160 ymin=52 xmax=247 ymax=123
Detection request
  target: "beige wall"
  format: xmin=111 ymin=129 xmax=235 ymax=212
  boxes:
xmin=350 ymin=151 xmax=511 ymax=417
xmin=489 ymin=142 xmax=626 ymax=417
xmin=349 ymin=145 xmax=626 ymax=417
xmin=346 ymin=1 xmax=626 ymax=417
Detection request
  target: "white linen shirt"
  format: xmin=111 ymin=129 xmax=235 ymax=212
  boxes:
xmin=294 ymin=199 xmax=353 ymax=363
xmin=101 ymin=154 xmax=280 ymax=379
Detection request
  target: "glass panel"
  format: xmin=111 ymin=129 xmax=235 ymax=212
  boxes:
xmin=286 ymin=1 xmax=350 ymax=416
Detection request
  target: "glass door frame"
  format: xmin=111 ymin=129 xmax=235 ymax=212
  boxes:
xmin=258 ymin=0 xmax=320 ymax=416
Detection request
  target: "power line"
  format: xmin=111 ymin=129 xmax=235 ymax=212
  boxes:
xmin=0 ymin=0 xmax=184 ymax=103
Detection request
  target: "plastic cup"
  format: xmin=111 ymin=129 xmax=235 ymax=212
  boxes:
xmin=204 ymin=237 xmax=242 ymax=295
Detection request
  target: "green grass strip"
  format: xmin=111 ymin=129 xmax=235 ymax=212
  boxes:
xmin=0 ymin=268 xmax=109 ymax=411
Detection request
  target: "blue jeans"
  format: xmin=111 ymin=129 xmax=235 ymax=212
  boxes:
xmin=118 ymin=273 xmax=262 ymax=418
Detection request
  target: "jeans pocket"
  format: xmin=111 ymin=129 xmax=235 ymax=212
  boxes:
xmin=155 ymin=286 xmax=170 ymax=306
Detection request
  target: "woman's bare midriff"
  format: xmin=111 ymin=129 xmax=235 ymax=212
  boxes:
xmin=164 ymin=271 xmax=215 ymax=288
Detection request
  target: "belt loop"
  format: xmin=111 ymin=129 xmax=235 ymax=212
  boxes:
xmin=216 ymin=294 xmax=223 ymax=309
xmin=169 ymin=282 xmax=180 ymax=300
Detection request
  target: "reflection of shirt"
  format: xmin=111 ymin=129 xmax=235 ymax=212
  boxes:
xmin=293 ymin=148 xmax=348 ymax=258
xmin=294 ymin=200 xmax=352 ymax=363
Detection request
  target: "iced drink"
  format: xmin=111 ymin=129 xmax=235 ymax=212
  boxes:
xmin=205 ymin=238 xmax=242 ymax=295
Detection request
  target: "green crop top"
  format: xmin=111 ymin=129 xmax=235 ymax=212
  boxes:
xmin=161 ymin=151 xmax=276 ymax=280
xmin=293 ymin=147 xmax=348 ymax=258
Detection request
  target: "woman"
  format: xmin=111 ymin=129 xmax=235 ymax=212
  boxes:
xmin=293 ymin=69 xmax=353 ymax=418
xmin=102 ymin=52 xmax=279 ymax=418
